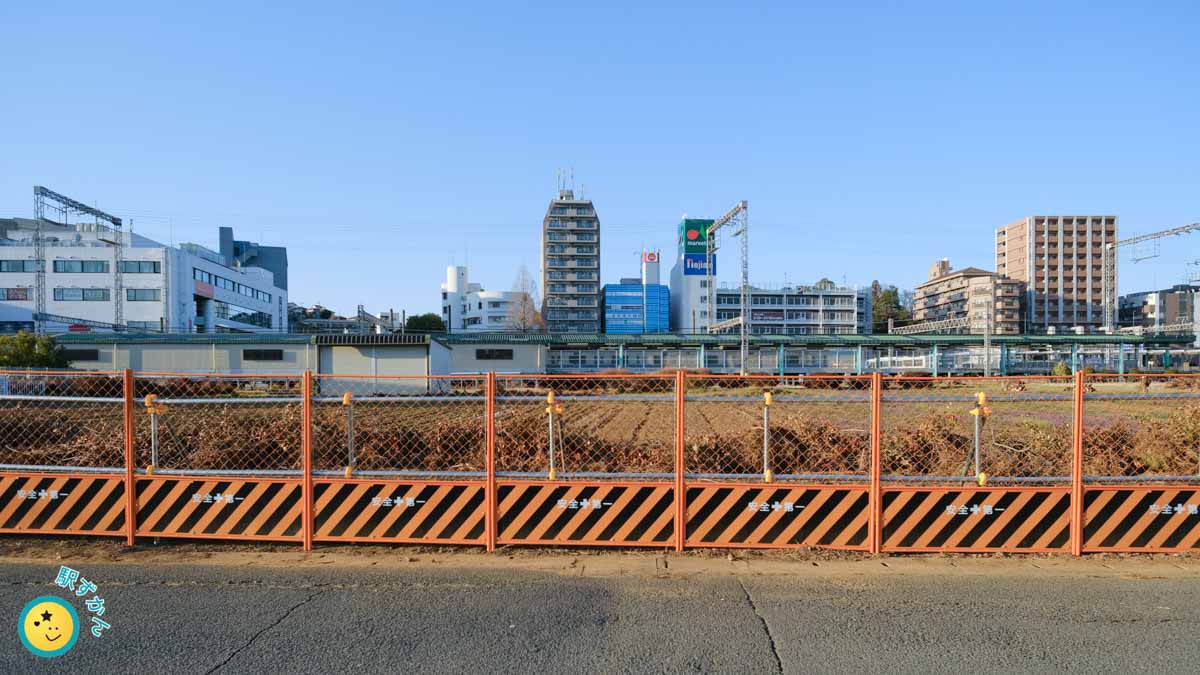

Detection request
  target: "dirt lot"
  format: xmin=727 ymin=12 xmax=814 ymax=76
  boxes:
xmin=0 ymin=378 xmax=1196 ymax=479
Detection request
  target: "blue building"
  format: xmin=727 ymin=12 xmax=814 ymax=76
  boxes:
xmin=603 ymin=279 xmax=670 ymax=333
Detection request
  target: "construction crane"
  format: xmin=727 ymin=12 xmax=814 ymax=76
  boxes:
xmin=1103 ymin=223 xmax=1200 ymax=331
xmin=33 ymin=186 xmax=125 ymax=334
xmin=704 ymin=201 xmax=750 ymax=374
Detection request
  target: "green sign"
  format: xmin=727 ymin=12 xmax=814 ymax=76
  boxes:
xmin=679 ymin=218 xmax=713 ymax=254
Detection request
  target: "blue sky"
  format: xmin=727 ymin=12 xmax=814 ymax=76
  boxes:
xmin=1 ymin=1 xmax=1197 ymax=316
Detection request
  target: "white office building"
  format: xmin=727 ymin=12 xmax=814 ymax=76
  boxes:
xmin=441 ymin=266 xmax=519 ymax=332
xmin=0 ymin=218 xmax=287 ymax=333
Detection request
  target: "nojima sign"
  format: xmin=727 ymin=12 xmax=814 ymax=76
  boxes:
xmin=678 ymin=219 xmax=713 ymax=255
xmin=683 ymin=253 xmax=716 ymax=276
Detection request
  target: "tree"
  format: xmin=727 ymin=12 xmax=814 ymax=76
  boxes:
xmin=507 ymin=265 xmax=544 ymax=333
xmin=0 ymin=331 xmax=70 ymax=368
xmin=405 ymin=313 xmax=445 ymax=332
xmin=871 ymin=280 xmax=911 ymax=328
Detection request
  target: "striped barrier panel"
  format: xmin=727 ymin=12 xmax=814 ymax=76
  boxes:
xmin=1083 ymin=487 xmax=1200 ymax=552
xmin=0 ymin=472 xmax=126 ymax=537
xmin=685 ymin=484 xmax=869 ymax=550
xmin=313 ymin=480 xmax=485 ymax=544
xmin=882 ymin=487 xmax=1071 ymax=553
xmin=496 ymin=481 xmax=675 ymax=547
xmin=135 ymin=477 xmax=303 ymax=542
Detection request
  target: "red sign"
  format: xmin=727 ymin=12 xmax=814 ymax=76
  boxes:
xmin=68 ymin=324 xmax=91 ymax=333
xmin=194 ymin=281 xmax=214 ymax=298
xmin=642 ymin=252 xmax=658 ymax=263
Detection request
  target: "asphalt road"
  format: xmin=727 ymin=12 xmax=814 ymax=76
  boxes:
xmin=3 ymin=553 xmax=1199 ymax=674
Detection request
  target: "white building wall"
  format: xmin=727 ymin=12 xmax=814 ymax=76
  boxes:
xmin=0 ymin=233 xmax=286 ymax=333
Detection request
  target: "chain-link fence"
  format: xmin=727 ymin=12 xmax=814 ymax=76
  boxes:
xmin=133 ymin=374 xmax=303 ymax=473
xmin=1083 ymin=374 xmax=1200 ymax=483
xmin=684 ymin=374 xmax=873 ymax=482
xmin=880 ymin=376 xmax=1074 ymax=485
xmin=0 ymin=371 xmax=126 ymax=470
xmin=311 ymin=375 xmax=485 ymax=476
xmin=494 ymin=374 xmax=675 ymax=479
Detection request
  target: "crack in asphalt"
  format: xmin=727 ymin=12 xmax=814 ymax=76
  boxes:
xmin=737 ymin=577 xmax=783 ymax=674
xmin=204 ymin=585 xmax=330 ymax=674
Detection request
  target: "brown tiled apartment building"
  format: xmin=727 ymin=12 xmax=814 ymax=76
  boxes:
xmin=996 ymin=215 xmax=1117 ymax=333
xmin=913 ymin=259 xmax=1023 ymax=334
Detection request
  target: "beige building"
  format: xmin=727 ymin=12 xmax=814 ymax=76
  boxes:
xmin=996 ymin=215 xmax=1117 ymax=332
xmin=913 ymin=259 xmax=1023 ymax=334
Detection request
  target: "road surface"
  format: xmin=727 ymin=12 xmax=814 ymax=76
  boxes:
xmin=2 ymin=543 xmax=1199 ymax=673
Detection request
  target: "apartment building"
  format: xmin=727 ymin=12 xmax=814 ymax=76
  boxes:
xmin=913 ymin=259 xmax=1023 ymax=334
xmin=709 ymin=279 xmax=872 ymax=336
xmin=1119 ymin=284 xmax=1198 ymax=330
xmin=440 ymin=266 xmax=518 ymax=332
xmin=996 ymin=215 xmax=1117 ymax=332
xmin=540 ymin=189 xmax=601 ymax=333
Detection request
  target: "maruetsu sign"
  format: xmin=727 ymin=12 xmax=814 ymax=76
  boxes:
xmin=683 ymin=254 xmax=716 ymax=276
xmin=678 ymin=219 xmax=713 ymax=255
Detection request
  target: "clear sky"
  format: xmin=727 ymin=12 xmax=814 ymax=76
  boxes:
xmin=1 ymin=1 xmax=1197 ymax=317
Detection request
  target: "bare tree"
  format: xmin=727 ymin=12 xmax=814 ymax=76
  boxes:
xmin=507 ymin=265 xmax=544 ymax=333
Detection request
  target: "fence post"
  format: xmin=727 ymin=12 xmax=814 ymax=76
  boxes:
xmin=302 ymin=369 xmax=314 ymax=552
xmin=869 ymin=372 xmax=882 ymax=554
xmin=123 ymin=368 xmax=136 ymax=547
xmin=485 ymin=371 xmax=497 ymax=552
xmin=1070 ymin=370 xmax=1085 ymax=556
xmin=674 ymin=369 xmax=686 ymax=553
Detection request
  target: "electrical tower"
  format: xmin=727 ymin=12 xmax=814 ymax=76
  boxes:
xmin=33 ymin=186 xmax=124 ymax=334
xmin=705 ymin=201 xmax=749 ymax=374
xmin=1102 ymin=222 xmax=1200 ymax=331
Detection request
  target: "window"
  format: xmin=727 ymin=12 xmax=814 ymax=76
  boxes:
xmin=215 ymin=300 xmax=272 ymax=328
xmin=128 ymin=321 xmax=161 ymax=331
xmin=63 ymin=349 xmax=100 ymax=362
xmin=243 ymin=349 xmax=284 ymax=361
xmin=54 ymin=288 xmax=110 ymax=301
xmin=1 ymin=288 xmax=29 ymax=301
xmin=0 ymin=260 xmax=38 ymax=273
xmin=127 ymin=289 xmax=161 ymax=301
xmin=191 ymin=268 xmax=271 ymax=303
xmin=476 ymin=349 xmax=514 ymax=360
xmin=121 ymin=261 xmax=161 ymax=273
xmin=54 ymin=260 xmax=109 ymax=273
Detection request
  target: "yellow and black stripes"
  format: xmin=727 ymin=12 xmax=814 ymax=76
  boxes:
xmin=0 ymin=473 xmax=125 ymax=535
xmin=313 ymin=481 xmax=484 ymax=543
xmin=496 ymin=482 xmax=674 ymax=546
xmin=882 ymin=488 xmax=1070 ymax=552
xmin=685 ymin=485 xmax=868 ymax=549
xmin=1084 ymin=488 xmax=1200 ymax=551
xmin=135 ymin=478 xmax=302 ymax=540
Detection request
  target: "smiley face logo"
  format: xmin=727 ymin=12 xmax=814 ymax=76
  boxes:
xmin=17 ymin=595 xmax=78 ymax=658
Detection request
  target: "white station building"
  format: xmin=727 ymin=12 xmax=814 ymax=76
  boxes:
xmin=0 ymin=217 xmax=288 ymax=333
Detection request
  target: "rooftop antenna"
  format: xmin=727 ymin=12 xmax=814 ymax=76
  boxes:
xmin=570 ymin=167 xmax=575 ymax=192
xmin=580 ymin=183 xmax=586 ymax=200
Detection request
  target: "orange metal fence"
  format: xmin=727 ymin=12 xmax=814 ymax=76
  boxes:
xmin=0 ymin=369 xmax=1197 ymax=554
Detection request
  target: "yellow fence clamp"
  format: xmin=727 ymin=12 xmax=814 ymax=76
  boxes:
xmin=762 ymin=391 xmax=773 ymax=483
xmin=969 ymin=392 xmax=992 ymax=485
xmin=546 ymin=391 xmax=563 ymax=479
xmin=143 ymin=394 xmax=167 ymax=474
xmin=343 ymin=392 xmax=354 ymax=477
